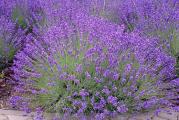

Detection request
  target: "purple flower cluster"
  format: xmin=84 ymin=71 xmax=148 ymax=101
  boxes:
xmin=0 ymin=0 xmax=178 ymax=120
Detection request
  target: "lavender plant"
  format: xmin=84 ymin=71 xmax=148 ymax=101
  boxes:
xmin=0 ymin=0 xmax=45 ymax=71
xmin=0 ymin=16 xmax=24 ymax=71
xmin=10 ymin=12 xmax=178 ymax=119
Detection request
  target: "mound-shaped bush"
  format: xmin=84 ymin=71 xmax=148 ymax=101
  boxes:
xmin=10 ymin=13 xmax=178 ymax=119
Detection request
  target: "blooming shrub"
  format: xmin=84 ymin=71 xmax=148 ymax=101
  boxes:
xmin=0 ymin=0 xmax=177 ymax=120
xmin=0 ymin=16 xmax=24 ymax=71
xmin=10 ymin=12 xmax=178 ymax=119
xmin=0 ymin=0 xmax=44 ymax=71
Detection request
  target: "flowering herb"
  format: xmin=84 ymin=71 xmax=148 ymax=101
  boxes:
xmin=0 ymin=0 xmax=178 ymax=120
xmin=11 ymin=11 xmax=178 ymax=119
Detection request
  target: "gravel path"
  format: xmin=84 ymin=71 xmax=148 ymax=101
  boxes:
xmin=0 ymin=109 xmax=178 ymax=120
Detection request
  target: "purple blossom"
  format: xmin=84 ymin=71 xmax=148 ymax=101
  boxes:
xmin=85 ymin=71 xmax=91 ymax=79
xmin=107 ymin=96 xmax=118 ymax=106
xmin=117 ymin=104 xmax=128 ymax=113
xmin=103 ymin=69 xmax=111 ymax=77
xmin=79 ymin=89 xmax=89 ymax=97
xmin=124 ymin=63 xmax=132 ymax=73
xmin=102 ymin=86 xmax=111 ymax=95
xmin=113 ymin=73 xmax=119 ymax=80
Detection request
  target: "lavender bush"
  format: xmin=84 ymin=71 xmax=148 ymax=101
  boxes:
xmin=10 ymin=11 xmax=178 ymax=119
xmin=0 ymin=0 xmax=48 ymax=71
xmin=0 ymin=16 xmax=24 ymax=71
xmin=0 ymin=0 xmax=177 ymax=120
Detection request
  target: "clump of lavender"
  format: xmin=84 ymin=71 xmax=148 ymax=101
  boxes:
xmin=0 ymin=16 xmax=24 ymax=71
xmin=10 ymin=12 xmax=178 ymax=119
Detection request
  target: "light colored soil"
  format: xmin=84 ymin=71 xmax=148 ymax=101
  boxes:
xmin=0 ymin=109 xmax=178 ymax=120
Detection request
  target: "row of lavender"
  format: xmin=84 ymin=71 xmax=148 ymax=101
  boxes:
xmin=0 ymin=0 xmax=179 ymax=120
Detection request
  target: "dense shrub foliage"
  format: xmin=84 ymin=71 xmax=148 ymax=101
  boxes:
xmin=11 ymin=13 xmax=178 ymax=119
xmin=0 ymin=0 xmax=178 ymax=120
